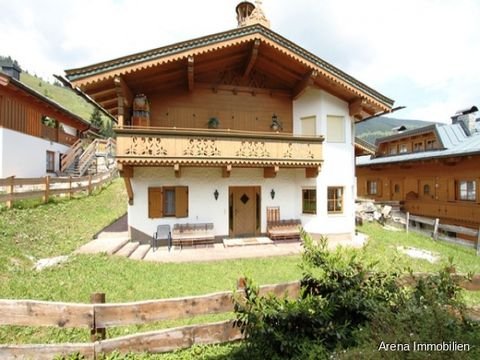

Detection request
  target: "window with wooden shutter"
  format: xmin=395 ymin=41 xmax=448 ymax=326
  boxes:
xmin=148 ymin=187 xmax=163 ymax=218
xmin=175 ymin=186 xmax=189 ymax=218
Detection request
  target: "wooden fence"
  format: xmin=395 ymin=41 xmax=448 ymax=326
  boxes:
xmin=0 ymin=169 xmax=117 ymax=209
xmin=406 ymin=212 xmax=480 ymax=256
xmin=0 ymin=276 xmax=479 ymax=359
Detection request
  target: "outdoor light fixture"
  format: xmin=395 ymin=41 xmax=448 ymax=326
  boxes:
xmin=270 ymin=189 xmax=275 ymax=199
xmin=214 ymin=189 xmax=219 ymax=200
xmin=270 ymin=114 xmax=282 ymax=131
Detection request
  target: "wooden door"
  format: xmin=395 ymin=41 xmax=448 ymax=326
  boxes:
xmin=390 ymin=179 xmax=404 ymax=201
xmin=230 ymin=186 xmax=258 ymax=237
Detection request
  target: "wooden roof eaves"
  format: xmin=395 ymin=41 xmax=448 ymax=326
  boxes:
xmin=67 ymin=25 xmax=393 ymax=112
xmin=0 ymin=73 xmax=91 ymax=131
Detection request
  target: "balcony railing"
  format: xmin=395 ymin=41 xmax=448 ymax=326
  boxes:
xmin=41 ymin=125 xmax=58 ymax=143
xmin=115 ymin=127 xmax=323 ymax=167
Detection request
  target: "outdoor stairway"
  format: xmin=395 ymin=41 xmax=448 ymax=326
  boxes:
xmin=129 ymin=244 xmax=151 ymax=260
xmin=114 ymin=241 xmax=140 ymax=257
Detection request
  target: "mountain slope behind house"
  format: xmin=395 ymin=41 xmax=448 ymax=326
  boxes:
xmin=20 ymin=72 xmax=96 ymax=121
xmin=356 ymin=116 xmax=436 ymax=145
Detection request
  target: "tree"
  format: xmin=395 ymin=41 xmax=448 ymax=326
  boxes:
xmin=90 ymin=107 xmax=103 ymax=130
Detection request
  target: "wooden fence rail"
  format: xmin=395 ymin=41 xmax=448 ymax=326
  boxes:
xmin=0 ymin=277 xmax=478 ymax=359
xmin=406 ymin=212 xmax=480 ymax=256
xmin=0 ymin=169 xmax=117 ymax=209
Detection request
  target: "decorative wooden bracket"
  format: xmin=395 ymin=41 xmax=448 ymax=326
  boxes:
xmin=349 ymin=98 xmax=371 ymax=120
xmin=174 ymin=164 xmax=181 ymax=178
xmin=293 ymin=70 xmax=318 ymax=100
xmin=305 ymin=166 xmax=321 ymax=178
xmin=222 ymin=164 xmax=232 ymax=178
xmin=264 ymin=165 xmax=279 ymax=178
xmin=187 ymin=56 xmax=194 ymax=92
xmin=118 ymin=164 xmax=134 ymax=205
xmin=243 ymin=39 xmax=260 ymax=79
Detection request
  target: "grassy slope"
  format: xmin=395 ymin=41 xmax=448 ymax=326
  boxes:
xmin=20 ymin=72 xmax=95 ymax=121
xmin=1 ymin=182 xmax=479 ymax=348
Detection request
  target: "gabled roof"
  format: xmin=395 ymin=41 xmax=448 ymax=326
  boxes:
xmin=358 ymin=122 xmax=480 ymax=166
xmin=65 ymin=24 xmax=393 ymax=115
xmin=0 ymin=72 xmax=92 ymax=131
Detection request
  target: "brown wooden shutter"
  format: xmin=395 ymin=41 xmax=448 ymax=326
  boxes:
xmin=175 ymin=186 xmax=189 ymax=218
xmin=148 ymin=187 xmax=163 ymax=218
xmin=447 ymin=180 xmax=456 ymax=201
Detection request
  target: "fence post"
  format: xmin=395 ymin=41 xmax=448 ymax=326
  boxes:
xmin=88 ymin=175 xmax=92 ymax=195
xmin=476 ymin=226 xmax=480 ymax=257
xmin=405 ymin=212 xmax=410 ymax=234
xmin=6 ymin=175 xmax=15 ymax=209
xmin=91 ymin=292 xmax=106 ymax=342
xmin=44 ymin=176 xmax=50 ymax=204
xmin=433 ymin=218 xmax=440 ymax=240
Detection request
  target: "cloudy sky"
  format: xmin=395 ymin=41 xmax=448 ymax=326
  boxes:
xmin=1 ymin=0 xmax=479 ymax=123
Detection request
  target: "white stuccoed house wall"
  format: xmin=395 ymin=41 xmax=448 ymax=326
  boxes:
xmin=128 ymin=87 xmax=356 ymax=241
xmin=293 ymin=88 xmax=355 ymax=240
xmin=0 ymin=127 xmax=69 ymax=178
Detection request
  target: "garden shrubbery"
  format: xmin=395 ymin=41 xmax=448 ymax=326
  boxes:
xmin=233 ymin=231 xmax=480 ymax=359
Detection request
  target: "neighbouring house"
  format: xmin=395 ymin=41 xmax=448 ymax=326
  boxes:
xmin=64 ymin=1 xmax=394 ymax=244
xmin=357 ymin=106 xmax=480 ymax=237
xmin=0 ymin=63 xmax=94 ymax=178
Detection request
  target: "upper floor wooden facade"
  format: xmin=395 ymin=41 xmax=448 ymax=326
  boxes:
xmin=0 ymin=72 xmax=91 ymax=146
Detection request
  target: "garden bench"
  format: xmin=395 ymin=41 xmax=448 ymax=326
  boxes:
xmin=266 ymin=207 xmax=302 ymax=241
xmin=172 ymin=223 xmax=215 ymax=248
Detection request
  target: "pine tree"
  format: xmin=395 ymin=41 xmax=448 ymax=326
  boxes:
xmin=90 ymin=108 xmax=103 ymax=130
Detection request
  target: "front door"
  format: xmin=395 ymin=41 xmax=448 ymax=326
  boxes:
xmin=390 ymin=179 xmax=404 ymax=201
xmin=229 ymin=186 xmax=259 ymax=237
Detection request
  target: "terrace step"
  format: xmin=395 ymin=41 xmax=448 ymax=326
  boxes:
xmin=114 ymin=241 xmax=140 ymax=257
xmin=75 ymin=237 xmax=130 ymax=255
xmin=129 ymin=244 xmax=151 ymax=260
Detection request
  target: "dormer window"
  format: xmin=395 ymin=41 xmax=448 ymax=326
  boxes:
xmin=399 ymin=144 xmax=408 ymax=153
xmin=413 ymin=142 xmax=423 ymax=152
xmin=389 ymin=145 xmax=397 ymax=155
xmin=426 ymin=139 xmax=436 ymax=150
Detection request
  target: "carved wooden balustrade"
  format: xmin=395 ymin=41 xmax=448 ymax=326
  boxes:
xmin=115 ymin=127 xmax=324 ymax=168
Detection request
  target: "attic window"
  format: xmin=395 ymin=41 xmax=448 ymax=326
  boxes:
xmin=426 ymin=140 xmax=436 ymax=150
xmin=399 ymin=144 xmax=408 ymax=153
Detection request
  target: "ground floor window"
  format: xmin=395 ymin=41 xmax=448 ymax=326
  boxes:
xmin=327 ymin=187 xmax=343 ymax=214
xmin=302 ymin=189 xmax=316 ymax=214
xmin=367 ymin=180 xmax=378 ymax=195
xmin=148 ymin=186 xmax=188 ymax=218
xmin=457 ymin=180 xmax=476 ymax=201
xmin=46 ymin=151 xmax=55 ymax=172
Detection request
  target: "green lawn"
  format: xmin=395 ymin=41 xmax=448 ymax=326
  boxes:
xmin=1 ymin=184 xmax=479 ymax=357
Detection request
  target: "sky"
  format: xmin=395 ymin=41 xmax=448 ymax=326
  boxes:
xmin=0 ymin=0 xmax=479 ymax=123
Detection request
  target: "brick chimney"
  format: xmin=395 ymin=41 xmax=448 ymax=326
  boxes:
xmin=451 ymin=106 xmax=478 ymax=135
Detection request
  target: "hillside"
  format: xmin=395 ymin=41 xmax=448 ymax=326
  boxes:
xmin=20 ymin=72 xmax=96 ymax=121
xmin=356 ymin=116 xmax=436 ymax=144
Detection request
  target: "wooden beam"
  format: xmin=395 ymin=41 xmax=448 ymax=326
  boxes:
xmin=264 ymin=166 xmax=279 ymax=178
xmin=90 ymin=88 xmax=117 ymax=100
xmin=243 ymin=39 xmax=260 ymax=79
xmin=99 ymin=98 xmax=118 ymax=108
xmin=305 ymin=167 xmax=320 ymax=178
xmin=119 ymin=164 xmax=134 ymax=205
xmin=187 ymin=56 xmax=194 ymax=92
xmin=222 ymin=165 xmax=232 ymax=178
xmin=292 ymin=70 xmax=318 ymax=100
xmin=174 ymin=164 xmax=181 ymax=178
xmin=349 ymin=98 xmax=371 ymax=120
xmin=114 ymin=76 xmax=134 ymax=108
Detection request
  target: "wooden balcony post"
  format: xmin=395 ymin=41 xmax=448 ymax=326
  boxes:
xmin=6 ymin=176 xmax=15 ymax=209
xmin=44 ymin=176 xmax=50 ymax=204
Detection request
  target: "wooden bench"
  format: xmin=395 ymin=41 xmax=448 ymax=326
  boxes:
xmin=266 ymin=207 xmax=302 ymax=241
xmin=172 ymin=223 xmax=215 ymax=248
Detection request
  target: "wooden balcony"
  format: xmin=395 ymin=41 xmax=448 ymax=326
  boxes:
xmin=58 ymin=129 xmax=79 ymax=146
xmin=115 ymin=127 xmax=323 ymax=171
xmin=404 ymin=199 xmax=480 ymax=225
xmin=41 ymin=125 xmax=58 ymax=142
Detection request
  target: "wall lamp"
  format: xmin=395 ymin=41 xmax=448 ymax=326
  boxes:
xmin=214 ymin=189 xmax=219 ymax=200
xmin=270 ymin=189 xmax=275 ymax=199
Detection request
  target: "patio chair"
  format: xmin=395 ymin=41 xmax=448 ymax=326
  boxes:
xmin=152 ymin=224 xmax=172 ymax=251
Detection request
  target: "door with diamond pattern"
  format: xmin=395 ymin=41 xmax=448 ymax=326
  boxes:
xmin=230 ymin=186 xmax=257 ymax=237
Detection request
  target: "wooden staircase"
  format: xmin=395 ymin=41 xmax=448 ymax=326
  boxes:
xmin=61 ymin=138 xmax=116 ymax=177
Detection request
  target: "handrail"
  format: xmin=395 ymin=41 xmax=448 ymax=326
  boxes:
xmin=60 ymin=139 xmax=83 ymax=172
